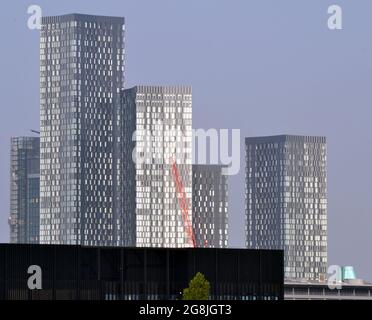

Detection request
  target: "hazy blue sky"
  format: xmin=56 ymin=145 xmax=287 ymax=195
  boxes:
xmin=1 ymin=0 xmax=372 ymax=280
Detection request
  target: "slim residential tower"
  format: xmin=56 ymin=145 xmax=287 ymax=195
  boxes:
xmin=245 ymin=135 xmax=327 ymax=280
xmin=39 ymin=14 xmax=125 ymax=245
xmin=9 ymin=137 xmax=40 ymax=244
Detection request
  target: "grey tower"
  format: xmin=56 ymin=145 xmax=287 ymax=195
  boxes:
xmin=121 ymin=86 xmax=192 ymax=248
xmin=192 ymin=165 xmax=228 ymax=248
xmin=39 ymin=14 xmax=125 ymax=245
xmin=245 ymin=135 xmax=327 ymax=281
xmin=9 ymin=137 xmax=40 ymax=244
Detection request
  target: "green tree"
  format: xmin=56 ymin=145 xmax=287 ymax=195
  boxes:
xmin=182 ymin=272 xmax=210 ymax=300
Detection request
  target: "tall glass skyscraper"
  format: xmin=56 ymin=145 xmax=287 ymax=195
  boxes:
xmin=245 ymin=135 xmax=327 ymax=281
xmin=121 ymin=86 xmax=193 ymax=248
xmin=9 ymin=137 xmax=40 ymax=244
xmin=192 ymin=165 xmax=228 ymax=248
xmin=39 ymin=14 xmax=125 ymax=246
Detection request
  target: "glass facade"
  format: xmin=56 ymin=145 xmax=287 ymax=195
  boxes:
xmin=9 ymin=137 xmax=40 ymax=244
xmin=245 ymin=135 xmax=327 ymax=281
xmin=121 ymin=86 xmax=193 ymax=248
xmin=39 ymin=14 xmax=125 ymax=246
xmin=192 ymin=165 xmax=228 ymax=248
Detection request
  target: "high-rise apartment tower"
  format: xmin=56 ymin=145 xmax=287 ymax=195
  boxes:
xmin=9 ymin=137 xmax=40 ymax=244
xmin=192 ymin=164 xmax=228 ymax=248
xmin=39 ymin=14 xmax=125 ymax=245
xmin=245 ymin=135 xmax=327 ymax=280
xmin=121 ymin=86 xmax=192 ymax=247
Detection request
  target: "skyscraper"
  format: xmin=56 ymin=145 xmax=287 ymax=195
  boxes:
xmin=192 ymin=165 xmax=228 ymax=248
xmin=39 ymin=14 xmax=125 ymax=246
xmin=9 ymin=137 xmax=40 ymax=244
xmin=245 ymin=135 xmax=327 ymax=280
xmin=121 ymin=86 xmax=193 ymax=248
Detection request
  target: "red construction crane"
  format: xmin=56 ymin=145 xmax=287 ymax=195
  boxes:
xmin=171 ymin=161 xmax=196 ymax=248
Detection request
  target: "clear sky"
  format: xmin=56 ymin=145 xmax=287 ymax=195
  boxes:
xmin=1 ymin=0 xmax=372 ymax=280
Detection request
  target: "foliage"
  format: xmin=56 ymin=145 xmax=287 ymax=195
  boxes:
xmin=182 ymin=272 xmax=210 ymax=300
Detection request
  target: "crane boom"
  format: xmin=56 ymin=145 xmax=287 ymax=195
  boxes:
xmin=171 ymin=161 xmax=196 ymax=248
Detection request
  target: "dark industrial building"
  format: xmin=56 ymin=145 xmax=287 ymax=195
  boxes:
xmin=0 ymin=244 xmax=283 ymax=300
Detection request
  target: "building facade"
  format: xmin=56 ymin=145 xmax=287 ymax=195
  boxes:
xmin=9 ymin=137 xmax=40 ymax=244
xmin=121 ymin=86 xmax=193 ymax=248
xmin=0 ymin=244 xmax=284 ymax=300
xmin=245 ymin=135 xmax=327 ymax=280
xmin=39 ymin=14 xmax=125 ymax=246
xmin=192 ymin=165 xmax=228 ymax=248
